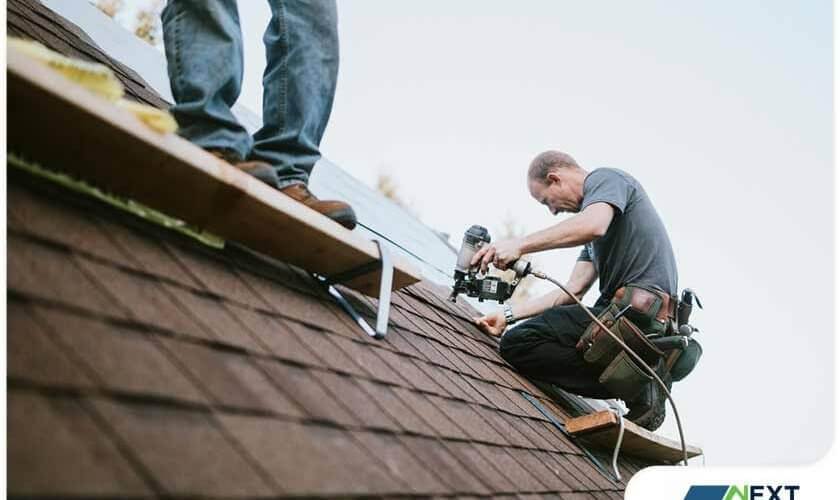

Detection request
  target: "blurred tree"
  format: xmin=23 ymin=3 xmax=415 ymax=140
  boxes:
xmin=94 ymin=0 xmax=123 ymax=18
xmin=376 ymin=172 xmax=420 ymax=218
xmin=133 ymin=4 xmax=163 ymax=47
xmin=92 ymin=0 xmax=163 ymax=49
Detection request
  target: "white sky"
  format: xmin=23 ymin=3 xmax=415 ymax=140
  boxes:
xmin=120 ymin=0 xmax=832 ymax=465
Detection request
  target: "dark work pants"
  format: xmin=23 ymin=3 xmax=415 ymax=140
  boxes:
xmin=499 ymin=304 xmax=613 ymax=399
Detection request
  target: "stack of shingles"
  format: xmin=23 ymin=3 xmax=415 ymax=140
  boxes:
xmin=6 ymin=0 xmax=169 ymax=108
xmin=7 ymin=176 xmax=649 ymax=498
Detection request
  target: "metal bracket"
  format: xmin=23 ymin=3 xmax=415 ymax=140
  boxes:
xmin=317 ymin=239 xmax=393 ymax=340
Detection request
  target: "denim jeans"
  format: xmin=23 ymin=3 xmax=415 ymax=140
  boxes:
xmin=499 ymin=304 xmax=613 ymax=399
xmin=161 ymin=0 xmax=338 ymax=188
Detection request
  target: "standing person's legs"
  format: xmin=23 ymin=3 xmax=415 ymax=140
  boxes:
xmin=251 ymin=0 xmax=339 ymax=188
xmin=161 ymin=0 xmax=252 ymax=160
xmin=499 ymin=304 xmax=612 ymax=399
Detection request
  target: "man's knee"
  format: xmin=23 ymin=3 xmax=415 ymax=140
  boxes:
xmin=498 ymin=323 xmax=538 ymax=365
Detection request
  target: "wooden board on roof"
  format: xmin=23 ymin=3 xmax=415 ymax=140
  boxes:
xmin=6 ymin=49 xmax=422 ymax=297
xmin=566 ymin=410 xmax=703 ymax=464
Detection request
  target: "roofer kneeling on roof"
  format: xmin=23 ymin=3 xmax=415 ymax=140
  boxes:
xmin=473 ymin=150 xmax=700 ymax=431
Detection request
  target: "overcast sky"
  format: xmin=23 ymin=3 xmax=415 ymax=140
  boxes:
xmin=107 ymin=0 xmax=833 ymax=465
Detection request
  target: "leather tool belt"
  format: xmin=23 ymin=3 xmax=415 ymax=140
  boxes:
xmin=612 ymin=285 xmax=674 ymax=336
xmin=575 ymin=284 xmax=671 ymax=401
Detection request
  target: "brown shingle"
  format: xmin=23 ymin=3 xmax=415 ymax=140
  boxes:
xmin=466 ymin=379 xmax=521 ymax=414
xmin=8 ymin=184 xmax=128 ymax=264
xmin=509 ymin=448 xmax=573 ymax=492
xmin=165 ymin=246 xmax=263 ymax=306
xmin=159 ymin=339 xmax=303 ymax=416
xmin=8 ymin=236 xmax=116 ymax=313
xmin=92 ymin=399 xmax=275 ymax=496
xmin=8 ymin=392 xmax=151 ymax=496
xmin=471 ymin=405 xmax=524 ymax=446
xmin=475 ymin=406 xmax=531 ymax=447
xmin=246 ymin=273 xmax=356 ymax=335
xmin=396 ymin=435 xmax=489 ymax=495
xmin=258 ymin=360 xmax=359 ymax=426
xmin=352 ymin=430 xmax=449 ymax=495
xmin=533 ymin=451 xmax=589 ymax=493
xmin=76 ymin=259 xmax=207 ymax=339
xmin=228 ymin=308 xmax=323 ymax=366
xmin=445 ymin=441 xmax=515 ymax=493
xmin=413 ymin=361 xmax=463 ymax=398
xmin=534 ymin=420 xmax=577 ymax=454
xmin=499 ymin=386 xmax=550 ymax=420
xmin=381 ymin=324 xmax=425 ymax=358
xmin=404 ymin=331 xmax=455 ymax=367
xmin=309 ymin=370 xmax=401 ymax=431
xmin=161 ymin=284 xmax=266 ymax=352
xmin=376 ymin=349 xmax=444 ymax=393
xmin=473 ymin=444 xmax=548 ymax=492
xmin=7 ymin=301 xmax=95 ymax=388
xmin=288 ymin=323 xmax=370 ymax=376
xmin=392 ymin=388 xmax=467 ymax=440
xmin=34 ymin=308 xmax=205 ymax=404
xmin=550 ymin=454 xmax=599 ymax=491
xmin=105 ymin=223 xmax=202 ymax=287
xmin=220 ymin=414 xmax=400 ymax=496
xmin=432 ymin=398 xmax=499 ymax=443
xmin=563 ymin=453 xmax=617 ymax=492
xmin=356 ymin=379 xmax=435 ymax=435
xmin=440 ymin=367 xmax=488 ymax=404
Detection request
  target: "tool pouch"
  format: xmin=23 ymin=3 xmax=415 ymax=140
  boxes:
xmin=577 ymin=304 xmax=663 ymax=368
xmin=598 ymin=351 xmax=653 ymax=401
xmin=576 ymin=303 xmax=664 ymax=401
xmin=670 ymin=337 xmax=703 ymax=382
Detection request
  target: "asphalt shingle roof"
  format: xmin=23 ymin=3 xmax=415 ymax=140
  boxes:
xmin=8 ymin=165 xmax=654 ymax=498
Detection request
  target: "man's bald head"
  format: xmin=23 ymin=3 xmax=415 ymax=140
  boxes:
xmin=527 ymin=150 xmax=580 ymax=184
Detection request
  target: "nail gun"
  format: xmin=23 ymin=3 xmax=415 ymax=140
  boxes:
xmin=449 ymin=225 xmax=531 ymax=303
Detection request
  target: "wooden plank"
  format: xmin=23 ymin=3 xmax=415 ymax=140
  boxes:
xmin=566 ymin=410 xmax=703 ymax=464
xmin=7 ymin=49 xmax=422 ymax=296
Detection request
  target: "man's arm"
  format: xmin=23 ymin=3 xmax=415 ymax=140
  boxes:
xmin=472 ymin=202 xmax=615 ymax=272
xmin=474 ymin=260 xmax=597 ymax=336
xmin=520 ymin=202 xmax=615 ymax=254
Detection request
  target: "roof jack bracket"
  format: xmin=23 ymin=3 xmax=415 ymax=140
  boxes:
xmin=317 ymin=239 xmax=393 ymax=340
xmin=609 ymin=408 xmax=625 ymax=482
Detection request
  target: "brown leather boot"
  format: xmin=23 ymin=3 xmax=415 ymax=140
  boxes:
xmin=207 ymin=149 xmax=277 ymax=186
xmin=207 ymin=149 xmax=357 ymax=230
xmin=279 ymin=183 xmax=357 ymax=230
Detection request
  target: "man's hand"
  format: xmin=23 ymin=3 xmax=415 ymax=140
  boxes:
xmin=470 ymin=238 xmax=523 ymax=273
xmin=473 ymin=310 xmax=507 ymax=337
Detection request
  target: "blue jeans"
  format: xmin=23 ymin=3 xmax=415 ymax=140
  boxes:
xmin=161 ymin=0 xmax=338 ymax=188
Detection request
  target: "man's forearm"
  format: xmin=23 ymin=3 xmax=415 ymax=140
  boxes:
xmin=519 ymin=203 xmax=614 ymax=255
xmin=520 ymin=216 xmax=600 ymax=254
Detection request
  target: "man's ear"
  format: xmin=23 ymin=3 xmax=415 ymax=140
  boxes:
xmin=546 ymin=171 xmax=562 ymax=184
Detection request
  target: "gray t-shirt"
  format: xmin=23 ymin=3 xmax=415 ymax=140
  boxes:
xmin=577 ymin=168 xmax=677 ymax=304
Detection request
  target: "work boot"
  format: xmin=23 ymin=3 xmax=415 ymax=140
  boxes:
xmin=207 ymin=150 xmax=357 ymax=230
xmin=207 ymin=149 xmax=278 ymax=187
xmin=625 ymin=365 xmax=671 ymax=431
xmin=278 ymin=183 xmax=357 ymax=230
